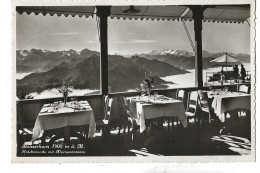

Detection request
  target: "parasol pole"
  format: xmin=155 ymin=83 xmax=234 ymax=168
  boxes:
xmin=226 ymin=52 xmax=228 ymax=72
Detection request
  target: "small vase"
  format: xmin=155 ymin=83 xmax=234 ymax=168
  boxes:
xmin=63 ymin=94 xmax=68 ymax=106
xmin=147 ymin=88 xmax=151 ymax=96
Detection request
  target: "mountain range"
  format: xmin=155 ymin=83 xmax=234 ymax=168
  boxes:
xmin=138 ymin=49 xmax=250 ymax=69
xmin=16 ymin=48 xmax=250 ymax=95
xmin=17 ymin=49 xmax=188 ymax=94
xmin=16 ymin=48 xmax=99 ymax=73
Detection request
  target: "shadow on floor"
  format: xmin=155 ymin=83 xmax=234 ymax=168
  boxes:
xmin=19 ymin=116 xmax=251 ymax=157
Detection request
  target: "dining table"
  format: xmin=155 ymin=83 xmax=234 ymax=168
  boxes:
xmin=208 ymin=91 xmax=251 ymax=122
xmin=32 ymin=101 xmax=96 ymax=143
xmin=127 ymin=95 xmax=188 ymax=133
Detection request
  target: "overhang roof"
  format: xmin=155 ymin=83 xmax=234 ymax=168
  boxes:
xmin=16 ymin=5 xmax=250 ymax=23
xmin=16 ymin=6 xmax=95 ymax=18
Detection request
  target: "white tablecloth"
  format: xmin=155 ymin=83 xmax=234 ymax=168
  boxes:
xmin=210 ymin=92 xmax=251 ymax=122
xmin=32 ymin=101 xmax=96 ymax=143
xmin=128 ymin=96 xmax=187 ymax=133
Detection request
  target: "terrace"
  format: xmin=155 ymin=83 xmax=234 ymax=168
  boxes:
xmin=16 ymin=5 xmax=252 ymax=157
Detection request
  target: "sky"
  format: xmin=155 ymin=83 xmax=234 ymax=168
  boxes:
xmin=16 ymin=12 xmax=250 ymax=55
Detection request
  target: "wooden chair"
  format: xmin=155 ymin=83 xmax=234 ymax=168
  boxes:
xmin=237 ymin=85 xmax=250 ymax=117
xmin=197 ymin=90 xmax=218 ymax=127
xmin=105 ymin=96 xmax=129 ymax=138
xmin=95 ymin=95 xmax=111 ymax=138
xmin=104 ymin=95 xmax=111 ymax=120
xmin=176 ymin=89 xmax=185 ymax=101
xmin=176 ymin=89 xmax=189 ymax=111
xmin=185 ymin=91 xmax=199 ymax=125
xmin=175 ymin=89 xmax=188 ymax=127
xmin=123 ymin=98 xmax=139 ymax=140
xmin=17 ymin=102 xmax=33 ymax=148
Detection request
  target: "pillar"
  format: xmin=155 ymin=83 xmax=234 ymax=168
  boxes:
xmin=96 ymin=6 xmax=111 ymax=95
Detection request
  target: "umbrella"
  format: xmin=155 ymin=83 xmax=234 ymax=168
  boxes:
xmin=210 ymin=52 xmax=241 ymax=71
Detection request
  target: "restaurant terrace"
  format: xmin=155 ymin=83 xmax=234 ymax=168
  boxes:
xmin=16 ymin=5 xmax=253 ymax=157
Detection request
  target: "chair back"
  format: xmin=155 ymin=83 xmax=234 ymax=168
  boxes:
xmin=109 ymin=96 xmax=128 ymax=123
xmin=198 ymin=90 xmax=210 ymax=108
xmin=123 ymin=97 xmax=133 ymax=117
xmin=103 ymin=95 xmax=112 ymax=120
xmin=197 ymin=90 xmax=217 ymax=123
xmin=176 ymin=90 xmax=189 ymax=110
xmin=176 ymin=89 xmax=185 ymax=101
xmin=187 ymin=91 xmax=199 ymax=112
xmin=238 ymin=85 xmax=249 ymax=94
xmin=17 ymin=102 xmax=25 ymax=130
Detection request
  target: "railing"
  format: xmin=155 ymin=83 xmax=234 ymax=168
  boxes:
xmin=205 ymin=70 xmax=251 ymax=86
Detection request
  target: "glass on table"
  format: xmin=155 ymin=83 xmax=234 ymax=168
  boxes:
xmin=208 ymin=86 xmax=215 ymax=95
xmin=223 ymin=86 xmax=229 ymax=93
xmin=54 ymin=107 xmax=58 ymax=112
xmin=214 ymin=88 xmax=221 ymax=93
xmin=139 ymin=94 xmax=143 ymax=101
xmin=153 ymin=91 xmax=158 ymax=101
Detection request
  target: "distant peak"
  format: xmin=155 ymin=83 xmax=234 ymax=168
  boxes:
xmin=148 ymin=49 xmax=195 ymax=57
xmin=81 ymin=48 xmax=91 ymax=51
xmin=31 ymin=48 xmax=43 ymax=52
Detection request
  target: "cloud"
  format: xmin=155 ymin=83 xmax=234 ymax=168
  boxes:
xmin=131 ymin=39 xmax=157 ymax=43
xmin=111 ymin=39 xmax=157 ymax=44
xmin=110 ymin=40 xmax=128 ymax=44
xmin=49 ymin=32 xmax=88 ymax=36
xmin=83 ymin=40 xmax=96 ymax=44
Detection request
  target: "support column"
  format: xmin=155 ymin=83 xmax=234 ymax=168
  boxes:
xmin=189 ymin=6 xmax=206 ymax=89
xmin=96 ymin=6 xmax=111 ymax=95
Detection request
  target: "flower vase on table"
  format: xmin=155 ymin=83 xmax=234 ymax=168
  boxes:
xmin=58 ymin=79 xmax=73 ymax=107
xmin=140 ymin=72 xmax=155 ymax=96
xmin=146 ymin=88 xmax=151 ymax=96
xmin=63 ymin=93 xmax=68 ymax=106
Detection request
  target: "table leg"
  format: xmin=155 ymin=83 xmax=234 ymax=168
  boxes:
xmin=64 ymin=126 xmax=70 ymax=143
xmin=41 ymin=131 xmax=47 ymax=145
xmin=157 ymin=117 xmax=163 ymax=130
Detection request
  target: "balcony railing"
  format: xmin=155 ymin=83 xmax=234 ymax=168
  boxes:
xmin=205 ymin=70 xmax=251 ymax=86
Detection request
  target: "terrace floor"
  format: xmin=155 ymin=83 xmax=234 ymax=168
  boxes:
xmin=19 ymin=113 xmax=251 ymax=157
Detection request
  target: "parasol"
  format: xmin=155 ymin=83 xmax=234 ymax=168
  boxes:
xmin=210 ymin=52 xmax=241 ymax=71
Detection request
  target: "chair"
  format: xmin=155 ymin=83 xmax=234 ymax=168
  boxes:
xmin=185 ymin=91 xmax=199 ymax=125
xmin=176 ymin=89 xmax=185 ymax=101
xmin=104 ymin=95 xmax=112 ymax=120
xmin=105 ymin=96 xmax=130 ymax=138
xmin=237 ymin=85 xmax=250 ymax=117
xmin=197 ymin=90 xmax=218 ymax=127
xmin=176 ymin=89 xmax=189 ymax=111
xmin=238 ymin=85 xmax=249 ymax=94
xmin=123 ymin=97 xmax=139 ymax=140
xmin=17 ymin=102 xmax=33 ymax=147
xmin=95 ymin=95 xmax=111 ymax=138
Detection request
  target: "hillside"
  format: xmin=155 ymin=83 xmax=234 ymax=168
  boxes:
xmin=17 ymin=54 xmax=188 ymax=94
xmin=129 ymin=56 xmax=188 ymax=76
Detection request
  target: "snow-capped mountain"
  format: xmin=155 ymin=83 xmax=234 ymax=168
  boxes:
xmin=138 ymin=49 xmax=250 ymax=70
xmin=148 ymin=49 xmax=195 ymax=57
xmin=16 ymin=48 xmax=98 ymax=73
